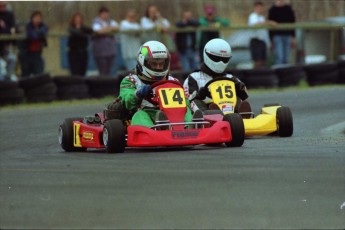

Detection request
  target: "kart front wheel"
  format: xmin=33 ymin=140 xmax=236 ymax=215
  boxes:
xmin=223 ymin=114 xmax=245 ymax=147
xmin=103 ymin=119 xmax=126 ymax=153
xmin=276 ymin=106 xmax=293 ymax=137
xmin=59 ymin=117 xmax=87 ymax=152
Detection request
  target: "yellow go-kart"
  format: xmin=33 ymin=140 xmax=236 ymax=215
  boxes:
xmin=203 ymin=77 xmax=293 ymax=137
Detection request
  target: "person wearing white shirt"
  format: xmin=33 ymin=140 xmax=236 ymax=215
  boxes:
xmin=91 ymin=6 xmax=119 ymax=76
xmin=120 ymin=9 xmax=141 ymax=71
xmin=140 ymin=5 xmax=170 ymax=42
xmin=248 ymin=1 xmax=275 ymax=68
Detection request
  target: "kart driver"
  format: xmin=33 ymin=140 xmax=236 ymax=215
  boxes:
xmin=183 ymin=38 xmax=249 ymax=112
xmin=111 ymin=40 xmax=200 ymax=128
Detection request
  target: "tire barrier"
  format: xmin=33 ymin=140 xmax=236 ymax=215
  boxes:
xmin=19 ymin=73 xmax=57 ymax=103
xmin=0 ymin=81 xmax=24 ymax=105
xmin=0 ymin=61 xmax=344 ymax=106
xmin=274 ymin=65 xmax=306 ymax=87
xmin=53 ymin=76 xmax=89 ymax=100
xmin=85 ymin=76 xmax=119 ymax=98
xmin=337 ymin=60 xmax=345 ymax=84
xmin=241 ymin=69 xmax=279 ymax=89
xmin=303 ymin=62 xmax=339 ymax=86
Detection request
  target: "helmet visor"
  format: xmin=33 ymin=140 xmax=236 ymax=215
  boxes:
xmin=206 ymin=52 xmax=232 ymax=64
xmin=144 ymin=57 xmax=170 ymax=72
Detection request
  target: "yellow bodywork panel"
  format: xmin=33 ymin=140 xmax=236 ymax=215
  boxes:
xmin=73 ymin=122 xmax=82 ymax=147
xmin=243 ymin=106 xmax=280 ymax=136
xmin=209 ymin=80 xmax=237 ymax=115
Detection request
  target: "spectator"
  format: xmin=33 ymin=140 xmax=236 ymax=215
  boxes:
xmin=91 ymin=6 xmax=118 ymax=76
xmin=175 ymin=10 xmax=199 ymax=71
xmin=268 ymin=0 xmax=296 ymax=65
xmin=140 ymin=5 xmax=170 ymax=42
xmin=0 ymin=1 xmax=16 ymax=81
xmin=198 ymin=4 xmax=229 ymax=62
xmin=67 ymin=12 xmax=93 ymax=76
xmin=248 ymin=1 xmax=275 ymax=69
xmin=120 ymin=9 xmax=141 ymax=71
xmin=20 ymin=10 xmax=48 ymax=77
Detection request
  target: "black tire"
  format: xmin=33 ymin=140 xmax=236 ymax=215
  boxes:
xmin=58 ymin=117 xmax=87 ymax=152
xmin=86 ymin=77 xmax=120 ymax=97
xmin=19 ymin=73 xmax=51 ymax=90
xmin=276 ymin=106 xmax=293 ymax=137
xmin=274 ymin=66 xmax=306 ymax=87
xmin=57 ymin=84 xmax=89 ymax=100
xmin=53 ymin=76 xmax=85 ymax=86
xmin=223 ymin=113 xmax=245 ymax=147
xmin=338 ymin=68 xmax=345 ymax=84
xmin=0 ymin=80 xmax=18 ymax=90
xmin=103 ymin=119 xmax=126 ymax=153
xmin=307 ymin=70 xmax=339 ymax=86
xmin=26 ymin=93 xmax=57 ymax=103
xmin=25 ymin=82 xmax=57 ymax=97
xmin=0 ymin=88 xmax=25 ymax=105
xmin=242 ymin=69 xmax=278 ymax=88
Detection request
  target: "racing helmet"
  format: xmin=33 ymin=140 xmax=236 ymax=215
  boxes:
xmin=203 ymin=38 xmax=232 ymax=74
xmin=136 ymin=41 xmax=170 ymax=82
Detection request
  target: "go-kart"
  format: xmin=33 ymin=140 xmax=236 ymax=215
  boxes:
xmin=200 ymin=77 xmax=293 ymax=137
xmin=58 ymin=80 xmax=245 ymax=153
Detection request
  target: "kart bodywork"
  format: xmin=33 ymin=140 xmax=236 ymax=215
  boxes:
xmin=59 ymin=80 xmax=245 ymax=153
xmin=206 ymin=78 xmax=293 ymax=137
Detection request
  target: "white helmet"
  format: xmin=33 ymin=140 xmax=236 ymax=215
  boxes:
xmin=137 ymin=41 xmax=170 ymax=82
xmin=203 ymin=38 xmax=232 ymax=74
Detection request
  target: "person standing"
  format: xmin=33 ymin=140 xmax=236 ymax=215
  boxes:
xmin=91 ymin=6 xmax=118 ymax=76
xmin=248 ymin=1 xmax=275 ymax=69
xmin=198 ymin=4 xmax=229 ymax=63
xmin=67 ymin=13 xmax=93 ymax=76
xmin=175 ymin=10 xmax=199 ymax=71
xmin=20 ymin=11 xmax=48 ymax=77
xmin=120 ymin=9 xmax=141 ymax=71
xmin=0 ymin=1 xmax=16 ymax=80
xmin=140 ymin=5 xmax=170 ymax=43
xmin=268 ymin=0 xmax=296 ymax=65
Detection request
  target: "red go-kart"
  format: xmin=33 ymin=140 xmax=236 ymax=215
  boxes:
xmin=58 ymin=80 xmax=245 ymax=153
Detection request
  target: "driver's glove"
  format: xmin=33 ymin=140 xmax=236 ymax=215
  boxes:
xmin=197 ymin=87 xmax=211 ymax=100
xmin=235 ymin=81 xmax=248 ymax=100
xmin=135 ymin=84 xmax=151 ymax=99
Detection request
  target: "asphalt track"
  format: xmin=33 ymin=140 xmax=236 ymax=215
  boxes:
xmin=1 ymin=87 xmax=345 ymax=229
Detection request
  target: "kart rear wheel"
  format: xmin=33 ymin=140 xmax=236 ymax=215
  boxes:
xmin=223 ymin=114 xmax=245 ymax=147
xmin=59 ymin=117 xmax=87 ymax=152
xmin=103 ymin=119 xmax=126 ymax=153
xmin=276 ymin=107 xmax=293 ymax=137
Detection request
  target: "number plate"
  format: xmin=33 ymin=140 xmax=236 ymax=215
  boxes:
xmin=209 ymin=80 xmax=237 ymax=115
xmin=158 ymin=88 xmax=186 ymax=108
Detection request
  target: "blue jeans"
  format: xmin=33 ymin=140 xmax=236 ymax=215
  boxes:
xmin=273 ymin=35 xmax=291 ymax=65
xmin=179 ymin=48 xmax=198 ymax=72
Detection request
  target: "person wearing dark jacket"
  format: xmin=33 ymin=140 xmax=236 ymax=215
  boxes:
xmin=198 ymin=5 xmax=229 ymax=63
xmin=20 ymin=11 xmax=48 ymax=77
xmin=175 ymin=11 xmax=199 ymax=71
xmin=0 ymin=1 xmax=16 ymax=80
xmin=268 ymin=0 xmax=296 ymax=65
xmin=67 ymin=13 xmax=93 ymax=76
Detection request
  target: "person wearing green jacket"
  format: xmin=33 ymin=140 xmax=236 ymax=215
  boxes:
xmin=115 ymin=40 xmax=200 ymax=128
xmin=199 ymin=4 xmax=229 ymax=62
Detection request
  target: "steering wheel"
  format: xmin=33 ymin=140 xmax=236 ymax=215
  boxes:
xmin=150 ymin=80 xmax=183 ymax=89
xmin=203 ymin=77 xmax=234 ymax=92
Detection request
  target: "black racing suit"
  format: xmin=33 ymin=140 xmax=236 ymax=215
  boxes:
xmin=183 ymin=64 xmax=248 ymax=112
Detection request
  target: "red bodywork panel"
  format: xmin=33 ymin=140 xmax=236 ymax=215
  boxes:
xmin=72 ymin=81 xmax=233 ymax=150
xmin=127 ymin=121 xmax=231 ymax=147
